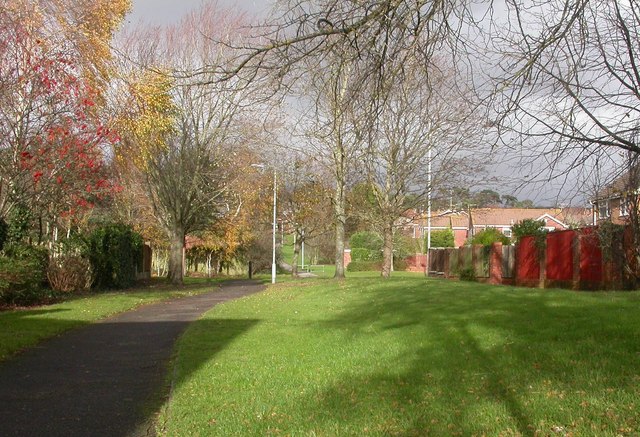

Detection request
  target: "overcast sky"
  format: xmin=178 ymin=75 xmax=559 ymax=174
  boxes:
xmin=120 ymin=0 xmax=591 ymax=207
xmin=124 ymin=0 xmax=271 ymax=27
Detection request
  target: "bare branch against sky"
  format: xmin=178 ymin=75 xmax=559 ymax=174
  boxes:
xmin=124 ymin=0 xmax=272 ymax=27
xmin=121 ymin=0 xmax=598 ymax=207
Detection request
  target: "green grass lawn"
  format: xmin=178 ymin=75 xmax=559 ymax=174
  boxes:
xmin=0 ymin=278 xmax=221 ymax=361
xmin=160 ymin=273 xmax=640 ymax=436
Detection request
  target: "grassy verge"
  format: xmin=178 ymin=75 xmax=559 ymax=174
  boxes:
xmin=0 ymin=278 xmax=222 ymax=361
xmin=160 ymin=273 xmax=640 ymax=436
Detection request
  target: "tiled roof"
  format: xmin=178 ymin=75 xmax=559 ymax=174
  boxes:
xmin=594 ymin=167 xmax=640 ymax=200
xmin=409 ymin=207 xmax=591 ymax=229
xmin=470 ymin=208 xmax=562 ymax=226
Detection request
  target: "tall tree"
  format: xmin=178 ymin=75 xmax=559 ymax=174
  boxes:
xmin=115 ymin=4 xmax=263 ymax=284
xmin=280 ymin=157 xmax=332 ymax=277
xmin=294 ymin=52 xmax=364 ymax=279
xmin=363 ymin=59 xmax=481 ymax=278
xmin=0 ymin=0 xmax=127 ymax=241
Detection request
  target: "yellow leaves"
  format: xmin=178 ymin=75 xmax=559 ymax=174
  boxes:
xmin=25 ymin=0 xmax=133 ymax=88
xmin=114 ymin=69 xmax=176 ymax=171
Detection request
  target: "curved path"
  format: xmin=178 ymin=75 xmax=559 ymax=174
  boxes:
xmin=0 ymin=279 xmax=265 ymax=437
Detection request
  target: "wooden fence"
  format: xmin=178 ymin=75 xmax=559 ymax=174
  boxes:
xmin=424 ymin=226 xmax=633 ymax=291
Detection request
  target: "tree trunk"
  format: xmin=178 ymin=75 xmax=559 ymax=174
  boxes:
xmin=334 ymin=180 xmax=346 ymax=279
xmin=168 ymin=227 xmax=185 ymax=285
xmin=381 ymin=223 xmax=394 ymax=279
xmin=292 ymin=230 xmax=302 ymax=277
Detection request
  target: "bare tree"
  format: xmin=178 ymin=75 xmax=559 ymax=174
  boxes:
xmin=493 ymin=0 xmax=640 ymax=187
xmin=261 ymin=0 xmax=487 ymax=279
xmin=280 ymin=157 xmax=333 ymax=277
xmin=115 ymin=5 xmax=260 ymax=284
xmin=363 ymin=59 xmax=482 ymax=278
xmin=292 ymin=50 xmax=365 ymax=279
xmin=219 ymin=0 xmax=480 ymax=86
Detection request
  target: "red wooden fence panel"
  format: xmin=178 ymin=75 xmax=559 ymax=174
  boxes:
xmin=546 ymin=230 xmax=575 ymax=282
xmin=579 ymin=227 xmax=603 ymax=285
xmin=516 ymin=236 xmax=540 ymax=286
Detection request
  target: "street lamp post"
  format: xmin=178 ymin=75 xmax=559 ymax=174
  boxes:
xmin=271 ymin=168 xmax=277 ymax=284
xmin=426 ymin=145 xmax=432 ymax=277
xmin=252 ymin=164 xmax=277 ymax=284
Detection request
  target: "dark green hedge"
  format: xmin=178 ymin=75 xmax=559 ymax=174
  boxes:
xmin=350 ymin=247 xmax=382 ymax=262
xmin=0 ymin=218 xmax=7 ymax=251
xmin=349 ymin=231 xmax=383 ymax=251
xmin=0 ymin=244 xmax=49 ymax=305
xmin=87 ymin=224 xmax=143 ymax=290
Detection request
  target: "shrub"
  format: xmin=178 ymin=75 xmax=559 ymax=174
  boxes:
xmin=393 ymin=258 xmax=408 ymax=271
xmin=47 ymin=255 xmax=93 ymax=293
xmin=429 ymin=229 xmax=455 ymax=248
xmin=346 ymin=260 xmax=383 ymax=272
xmin=5 ymin=204 xmax=32 ymax=245
xmin=469 ymin=228 xmax=511 ymax=246
xmin=512 ymin=219 xmax=547 ymax=242
xmin=351 ymin=247 xmax=382 ymax=261
xmin=512 ymin=219 xmax=548 ymax=253
xmin=0 ymin=218 xmax=7 ymax=251
xmin=87 ymin=223 xmax=143 ymax=289
xmin=349 ymin=231 xmax=383 ymax=251
xmin=459 ymin=266 xmax=476 ymax=282
xmin=0 ymin=245 xmax=50 ymax=305
xmin=393 ymin=234 xmax=417 ymax=260
xmin=3 ymin=243 xmax=49 ymax=280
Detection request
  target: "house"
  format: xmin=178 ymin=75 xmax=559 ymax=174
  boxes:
xmin=590 ymin=171 xmax=637 ymax=225
xmin=406 ymin=207 xmax=591 ymax=247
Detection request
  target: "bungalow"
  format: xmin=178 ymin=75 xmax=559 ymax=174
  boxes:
xmin=406 ymin=207 xmax=591 ymax=247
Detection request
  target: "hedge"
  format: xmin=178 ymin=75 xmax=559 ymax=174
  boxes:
xmin=87 ymin=224 xmax=143 ymax=290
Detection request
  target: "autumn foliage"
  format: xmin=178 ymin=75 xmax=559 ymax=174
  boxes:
xmin=0 ymin=1 xmax=127 ymax=224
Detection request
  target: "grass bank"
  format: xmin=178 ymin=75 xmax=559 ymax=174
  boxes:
xmin=0 ymin=278 xmax=221 ymax=361
xmin=160 ymin=273 xmax=640 ymax=436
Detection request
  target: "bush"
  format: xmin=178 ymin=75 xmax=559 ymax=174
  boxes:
xmin=429 ymin=229 xmax=455 ymax=248
xmin=0 ymin=218 xmax=7 ymax=251
xmin=87 ymin=223 xmax=143 ymax=289
xmin=0 ymin=245 xmax=50 ymax=305
xmin=5 ymin=205 xmax=32 ymax=245
xmin=394 ymin=258 xmax=408 ymax=271
xmin=346 ymin=260 xmax=383 ymax=272
xmin=393 ymin=234 xmax=417 ymax=260
xmin=459 ymin=266 xmax=476 ymax=282
xmin=3 ymin=243 xmax=49 ymax=279
xmin=47 ymin=255 xmax=93 ymax=293
xmin=469 ymin=228 xmax=511 ymax=246
xmin=351 ymin=247 xmax=382 ymax=262
xmin=349 ymin=231 xmax=383 ymax=251
xmin=512 ymin=219 xmax=547 ymax=242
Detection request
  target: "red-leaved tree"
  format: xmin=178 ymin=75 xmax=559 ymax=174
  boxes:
xmin=0 ymin=2 xmax=121 ymax=241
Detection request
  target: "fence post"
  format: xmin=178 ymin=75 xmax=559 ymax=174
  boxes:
xmin=489 ymin=242 xmax=503 ymax=285
xmin=539 ymin=239 xmax=547 ymax=289
xmin=572 ymin=232 xmax=581 ymax=290
xmin=444 ymin=249 xmax=451 ymax=278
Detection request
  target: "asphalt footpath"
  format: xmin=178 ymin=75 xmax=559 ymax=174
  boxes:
xmin=0 ymin=279 xmax=265 ymax=437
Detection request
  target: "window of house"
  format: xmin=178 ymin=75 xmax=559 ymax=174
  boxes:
xmin=503 ymin=228 xmax=512 ymax=238
xmin=598 ymin=201 xmax=610 ymax=219
xmin=620 ymin=197 xmax=629 ymax=217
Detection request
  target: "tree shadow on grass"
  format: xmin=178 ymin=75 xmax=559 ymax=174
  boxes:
xmin=0 ymin=316 xmax=260 ymax=437
xmin=293 ymin=279 xmax=640 ymax=435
